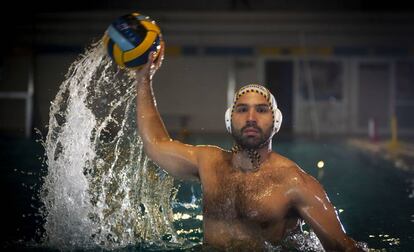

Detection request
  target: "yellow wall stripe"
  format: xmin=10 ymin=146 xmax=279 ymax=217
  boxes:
xmin=165 ymin=46 xmax=182 ymax=56
xmin=259 ymin=47 xmax=283 ymax=55
xmin=259 ymin=46 xmax=333 ymax=56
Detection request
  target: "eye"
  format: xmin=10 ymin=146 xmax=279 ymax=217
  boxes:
xmin=257 ymin=106 xmax=270 ymax=113
xmin=235 ymin=106 xmax=248 ymax=113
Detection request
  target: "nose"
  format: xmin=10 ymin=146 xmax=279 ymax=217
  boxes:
xmin=247 ymin=108 xmax=257 ymax=122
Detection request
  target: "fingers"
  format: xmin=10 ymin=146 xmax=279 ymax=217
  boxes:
xmin=137 ymin=54 xmax=152 ymax=74
xmin=149 ymin=40 xmax=165 ymax=73
xmin=154 ymin=40 xmax=165 ymax=68
xmin=135 ymin=40 xmax=165 ymax=80
xmin=134 ymin=55 xmax=152 ymax=80
xmin=147 ymin=50 xmax=157 ymax=66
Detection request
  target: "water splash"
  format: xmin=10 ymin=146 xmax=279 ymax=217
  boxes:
xmin=37 ymin=40 xmax=366 ymax=252
xmin=40 ymin=41 xmax=180 ymax=250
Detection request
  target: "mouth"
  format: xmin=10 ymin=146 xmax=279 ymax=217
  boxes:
xmin=243 ymin=127 xmax=260 ymax=136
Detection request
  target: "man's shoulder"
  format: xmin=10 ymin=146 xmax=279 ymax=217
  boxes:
xmin=269 ymin=152 xmax=303 ymax=173
xmin=195 ymin=144 xmax=230 ymax=159
xmin=268 ymin=152 xmax=318 ymax=187
xmin=195 ymin=144 xmax=228 ymax=152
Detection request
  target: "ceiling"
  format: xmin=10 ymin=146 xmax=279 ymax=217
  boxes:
xmin=8 ymin=0 xmax=414 ymax=13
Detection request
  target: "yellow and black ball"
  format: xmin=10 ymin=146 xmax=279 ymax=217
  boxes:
xmin=103 ymin=13 xmax=162 ymax=69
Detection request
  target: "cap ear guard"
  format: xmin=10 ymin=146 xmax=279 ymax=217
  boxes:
xmin=273 ymin=108 xmax=283 ymax=134
xmin=270 ymin=94 xmax=282 ymax=134
xmin=225 ymin=108 xmax=232 ymax=133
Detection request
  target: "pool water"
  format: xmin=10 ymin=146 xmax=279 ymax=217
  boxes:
xmin=1 ymin=135 xmax=413 ymax=251
xmin=173 ymin=135 xmax=414 ymax=252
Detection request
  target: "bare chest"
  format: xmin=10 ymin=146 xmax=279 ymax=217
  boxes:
xmin=202 ymin=166 xmax=292 ymax=224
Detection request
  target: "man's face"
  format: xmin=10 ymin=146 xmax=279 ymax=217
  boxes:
xmin=231 ymin=92 xmax=273 ymax=149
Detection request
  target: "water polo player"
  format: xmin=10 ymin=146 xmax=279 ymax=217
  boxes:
xmin=134 ymin=44 xmax=365 ymax=251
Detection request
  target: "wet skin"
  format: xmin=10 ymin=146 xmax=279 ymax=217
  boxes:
xmin=135 ymin=46 xmax=363 ymax=251
xmin=200 ymin=93 xmax=300 ymax=249
xmin=200 ymin=150 xmax=303 ymax=250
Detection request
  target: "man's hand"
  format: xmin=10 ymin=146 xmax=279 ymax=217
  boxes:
xmin=135 ymin=40 xmax=165 ymax=82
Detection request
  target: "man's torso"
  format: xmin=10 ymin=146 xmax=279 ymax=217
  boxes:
xmin=198 ymin=148 xmax=302 ymax=249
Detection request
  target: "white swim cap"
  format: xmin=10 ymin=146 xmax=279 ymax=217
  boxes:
xmin=225 ymin=84 xmax=282 ymax=137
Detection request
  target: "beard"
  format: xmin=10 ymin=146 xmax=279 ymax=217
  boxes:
xmin=231 ymin=122 xmax=272 ymax=150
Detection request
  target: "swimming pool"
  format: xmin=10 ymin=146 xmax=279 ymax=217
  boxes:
xmin=1 ymin=136 xmax=413 ymax=251
xmin=172 ymin=135 xmax=414 ymax=252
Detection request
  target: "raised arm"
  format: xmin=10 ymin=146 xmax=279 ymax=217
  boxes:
xmin=135 ymin=43 xmax=199 ymax=180
xmin=291 ymin=173 xmax=365 ymax=252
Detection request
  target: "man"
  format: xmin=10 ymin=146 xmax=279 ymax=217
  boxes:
xmin=135 ymin=44 xmax=365 ymax=251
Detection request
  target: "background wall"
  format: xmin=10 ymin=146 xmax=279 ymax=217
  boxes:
xmin=1 ymin=2 xmax=414 ymax=138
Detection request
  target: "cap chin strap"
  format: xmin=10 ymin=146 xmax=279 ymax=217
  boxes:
xmin=231 ymin=144 xmax=262 ymax=171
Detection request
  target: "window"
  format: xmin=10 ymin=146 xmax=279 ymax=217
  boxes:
xmin=298 ymin=60 xmax=343 ymax=101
